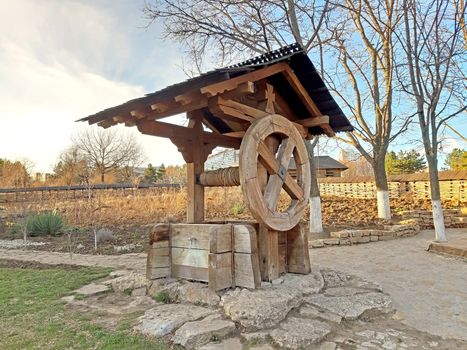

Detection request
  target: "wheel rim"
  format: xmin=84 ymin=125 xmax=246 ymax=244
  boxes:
xmin=239 ymin=114 xmax=311 ymax=231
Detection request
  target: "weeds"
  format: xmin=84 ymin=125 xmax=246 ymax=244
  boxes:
xmin=153 ymin=291 xmax=171 ymax=304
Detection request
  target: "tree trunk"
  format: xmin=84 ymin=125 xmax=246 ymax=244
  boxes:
xmin=101 ymin=172 xmax=105 ymax=183
xmin=306 ymin=140 xmax=323 ymax=233
xmin=426 ymin=154 xmax=448 ymax=242
xmin=373 ymin=157 xmax=391 ymax=220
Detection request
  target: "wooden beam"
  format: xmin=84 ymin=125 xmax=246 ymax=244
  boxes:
xmin=296 ymin=115 xmax=330 ymax=128
xmin=208 ymin=96 xmax=256 ymax=124
xmin=283 ymin=66 xmax=322 ymax=117
xmin=145 ymin=97 xmax=208 ymax=120
xmin=200 ymin=62 xmax=288 ymax=97
xmin=150 ymin=102 xmax=169 ymax=113
xmin=222 ymin=131 xmax=245 ymax=138
xmin=136 ymin=119 xmax=241 ymax=149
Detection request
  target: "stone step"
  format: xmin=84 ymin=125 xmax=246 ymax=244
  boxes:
xmin=452 ymin=216 xmax=467 ymax=224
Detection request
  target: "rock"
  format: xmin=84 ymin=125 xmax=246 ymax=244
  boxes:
xmin=199 ymin=337 xmax=243 ymax=350
xmin=111 ymin=272 xmax=149 ymax=292
xmin=324 ymin=287 xmax=378 ymax=297
xmin=321 ymin=270 xmax=381 ymax=291
xmin=95 ymin=228 xmax=115 ymax=243
xmin=241 ymin=331 xmax=270 ymax=343
xmin=131 ymin=287 xmax=147 ymax=297
xmin=222 ymin=287 xmax=301 ymax=330
xmin=305 ymin=292 xmax=393 ymax=320
xmin=319 ymin=341 xmax=337 ymax=350
xmin=250 ymin=345 xmax=275 ymax=350
xmin=280 ymin=270 xmax=324 ymax=294
xmin=272 ymin=277 xmax=284 ymax=285
xmin=114 ymin=243 xmax=136 ymax=253
xmin=298 ymin=304 xmax=342 ymax=324
xmin=270 ymin=317 xmax=332 ymax=349
xmin=173 ymin=318 xmax=236 ymax=349
xmin=74 ymin=283 xmax=109 ymax=296
xmin=178 ymin=282 xmax=220 ymax=306
xmin=134 ymin=304 xmax=215 ymax=337
xmin=148 ymin=279 xmax=180 ymax=302
xmin=61 ymin=295 xmax=75 ymax=303
xmin=109 ymin=270 xmax=130 ymax=278
xmin=76 ymin=243 xmax=85 ymax=250
xmin=321 ymin=269 xmax=351 ymax=288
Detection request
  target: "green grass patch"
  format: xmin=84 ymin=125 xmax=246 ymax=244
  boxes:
xmin=0 ymin=266 xmax=167 ymax=349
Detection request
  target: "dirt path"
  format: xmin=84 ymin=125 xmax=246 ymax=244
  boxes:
xmin=310 ymin=228 xmax=467 ymax=341
xmin=0 ymin=249 xmax=146 ymax=273
xmin=1 ymin=228 xmax=465 ymax=341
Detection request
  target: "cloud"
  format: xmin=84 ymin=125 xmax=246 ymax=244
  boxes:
xmin=0 ymin=0 xmax=186 ymax=172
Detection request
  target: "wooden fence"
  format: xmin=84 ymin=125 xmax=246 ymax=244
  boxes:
xmin=318 ymin=170 xmax=467 ymax=201
xmin=0 ymin=183 xmax=183 ymax=204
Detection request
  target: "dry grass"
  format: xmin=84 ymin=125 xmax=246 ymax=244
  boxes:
xmin=4 ymin=187 xmax=464 ymax=229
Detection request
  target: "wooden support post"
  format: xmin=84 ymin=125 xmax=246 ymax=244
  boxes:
xmin=257 ymin=135 xmax=282 ymax=282
xmin=286 ymin=223 xmax=311 ymax=274
xmin=146 ymin=223 xmax=171 ymax=280
xmin=187 ymin=162 xmax=204 ymax=223
xmin=186 ymin=112 xmax=206 ymax=223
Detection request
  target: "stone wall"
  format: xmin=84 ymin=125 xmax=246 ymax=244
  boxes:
xmin=398 ymin=208 xmax=467 ymax=229
xmin=318 ymin=170 xmax=466 ymax=201
xmin=309 ymin=223 xmax=420 ymax=249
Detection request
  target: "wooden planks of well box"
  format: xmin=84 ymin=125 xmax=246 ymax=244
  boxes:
xmin=147 ymin=223 xmax=261 ymax=291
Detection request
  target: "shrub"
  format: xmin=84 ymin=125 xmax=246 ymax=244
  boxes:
xmin=231 ymin=202 xmax=244 ymax=216
xmin=153 ymin=291 xmax=171 ymax=304
xmin=26 ymin=211 xmax=65 ymax=236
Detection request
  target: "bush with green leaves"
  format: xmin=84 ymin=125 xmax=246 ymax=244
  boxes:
xmin=26 ymin=211 xmax=65 ymax=236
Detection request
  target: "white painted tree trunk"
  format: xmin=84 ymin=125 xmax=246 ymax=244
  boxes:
xmin=432 ymin=199 xmax=447 ymax=242
xmin=309 ymin=196 xmax=323 ymax=233
xmin=377 ymin=190 xmax=391 ymax=220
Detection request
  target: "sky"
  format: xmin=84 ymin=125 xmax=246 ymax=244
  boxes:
xmin=0 ymin=0 xmax=465 ymax=173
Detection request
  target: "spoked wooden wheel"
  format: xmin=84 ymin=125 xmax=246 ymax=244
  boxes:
xmin=239 ymin=114 xmax=311 ymax=231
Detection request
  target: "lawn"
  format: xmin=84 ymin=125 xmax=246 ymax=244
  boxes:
xmin=0 ymin=266 xmax=167 ymax=350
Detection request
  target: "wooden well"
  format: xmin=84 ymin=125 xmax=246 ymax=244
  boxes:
xmin=79 ymin=43 xmax=353 ymax=289
xmin=147 ymin=222 xmax=310 ymax=291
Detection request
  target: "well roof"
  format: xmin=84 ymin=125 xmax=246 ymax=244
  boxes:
xmin=79 ymin=43 xmax=353 ymax=135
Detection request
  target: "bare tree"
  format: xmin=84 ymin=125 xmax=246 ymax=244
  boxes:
xmin=320 ymin=0 xmax=409 ymax=220
xmin=53 ymin=146 xmax=89 ymax=186
xmin=72 ymin=128 xmax=145 ymax=183
xmin=398 ymin=0 xmax=466 ymax=241
xmin=144 ymin=0 xmax=330 ymax=74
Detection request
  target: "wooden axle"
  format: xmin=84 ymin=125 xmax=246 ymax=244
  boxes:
xmin=199 ymin=166 xmax=240 ymax=187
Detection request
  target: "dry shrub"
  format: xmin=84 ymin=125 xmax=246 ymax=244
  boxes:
xmin=5 ymin=188 xmax=463 ymax=228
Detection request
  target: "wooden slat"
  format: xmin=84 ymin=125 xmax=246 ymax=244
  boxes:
xmin=136 ymin=119 xmax=241 ymax=149
xmin=170 ymin=224 xmax=232 ymax=252
xmin=172 ymin=264 xmax=208 ymax=282
xmin=171 ymin=247 xmax=209 ymax=268
xmin=296 ymin=115 xmax=329 ymax=127
xmin=233 ymin=225 xmax=258 ymax=253
xmin=287 ymin=223 xmax=311 ymax=274
xmin=201 ymin=63 xmax=288 ymax=97
xmin=234 ymin=253 xmax=261 ymax=289
xmin=209 ymin=252 xmax=233 ymax=291
xmin=283 ymin=66 xmax=322 ymax=117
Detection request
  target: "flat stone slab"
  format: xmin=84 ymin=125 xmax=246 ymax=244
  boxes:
xmin=199 ymin=337 xmax=243 ymax=350
xmin=222 ymin=287 xmax=301 ymax=331
xmin=74 ymin=283 xmax=110 ymax=296
xmin=270 ymin=317 xmax=332 ymax=349
xmin=173 ymin=319 xmax=236 ymax=349
xmin=305 ymin=292 xmax=393 ymax=320
xmin=134 ymin=304 xmax=215 ymax=337
xmin=429 ymin=238 xmax=467 ymax=259
xmin=299 ymin=304 xmax=342 ymax=324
